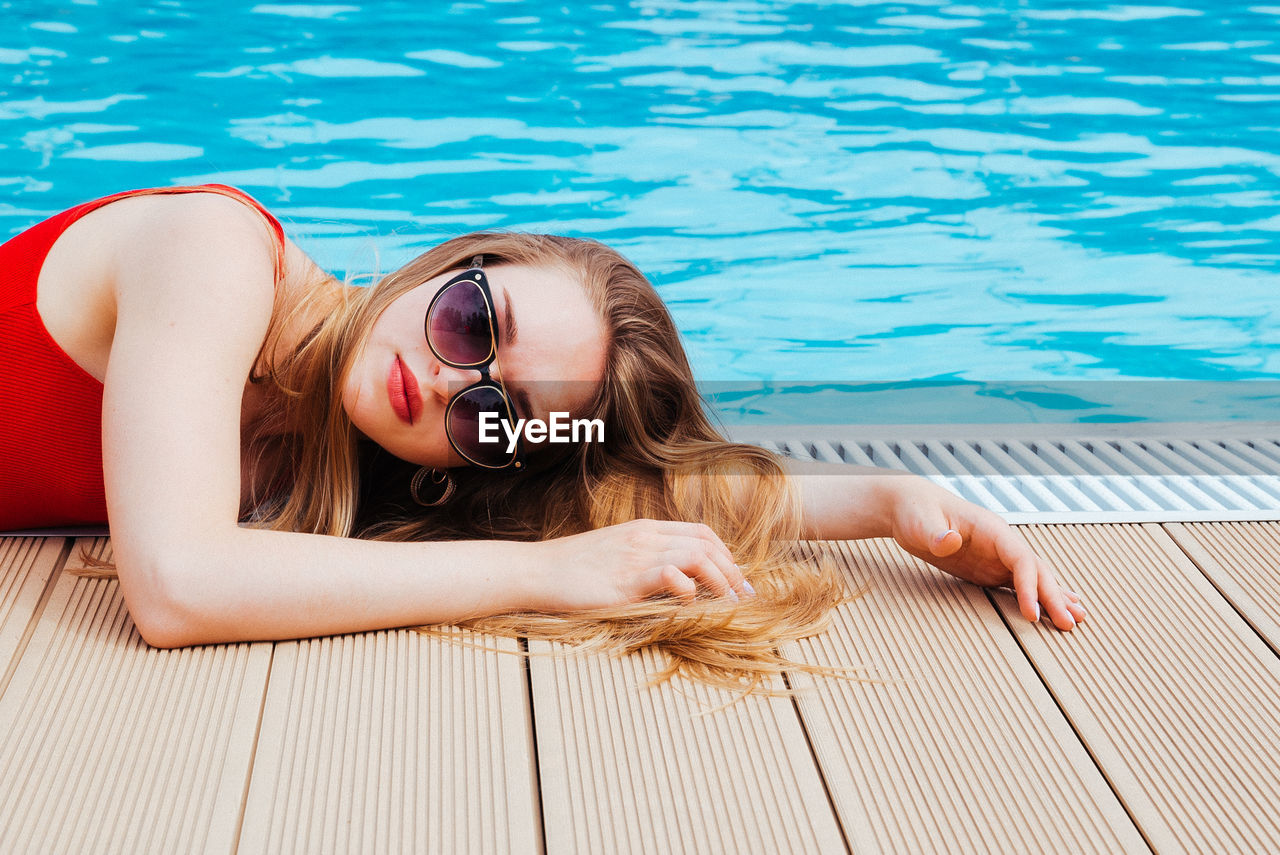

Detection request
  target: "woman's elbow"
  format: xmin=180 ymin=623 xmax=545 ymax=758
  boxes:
xmin=114 ymin=546 xmax=207 ymax=649
xmin=131 ymin=592 xmax=205 ymax=649
xmin=136 ymin=619 xmax=190 ymax=650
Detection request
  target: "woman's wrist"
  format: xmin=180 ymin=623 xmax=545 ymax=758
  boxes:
xmin=481 ymin=539 xmax=554 ymax=615
xmin=785 ymin=458 xmax=914 ymax=540
xmin=862 ymin=473 xmax=908 ymax=539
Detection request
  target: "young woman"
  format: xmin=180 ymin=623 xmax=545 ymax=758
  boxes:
xmin=0 ymin=185 xmax=1084 ymax=691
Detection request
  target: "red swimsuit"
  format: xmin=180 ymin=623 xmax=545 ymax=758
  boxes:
xmin=0 ymin=184 xmax=286 ymax=531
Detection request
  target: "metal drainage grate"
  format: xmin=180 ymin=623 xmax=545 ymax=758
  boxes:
xmin=754 ymin=434 xmax=1280 ymax=523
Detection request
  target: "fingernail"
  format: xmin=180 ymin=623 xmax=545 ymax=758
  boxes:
xmin=934 ymin=529 xmax=958 ymax=546
xmin=1034 ymin=604 xmax=1041 ymax=622
xmin=727 ymin=589 xmax=739 ymax=602
xmin=744 ymin=580 xmax=756 ymax=597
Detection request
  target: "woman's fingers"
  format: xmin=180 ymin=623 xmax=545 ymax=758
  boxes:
xmin=667 ymin=535 xmax=747 ymax=593
xmin=1020 ymin=541 xmax=1087 ymax=630
xmin=634 ymin=520 xmax=748 ymax=598
xmin=1064 ymin=589 xmax=1087 ymax=622
xmin=660 ymin=549 xmax=741 ymax=600
xmin=932 ymin=528 xmax=963 ymax=557
xmin=653 ymin=564 xmax=697 ymax=601
xmin=673 ymin=522 xmax=740 ymax=581
xmin=548 ymin=519 xmax=759 ymax=611
xmin=1037 ymin=565 xmax=1077 ymax=631
xmin=1017 ymin=558 xmax=1082 ymax=631
xmin=642 ymin=562 xmax=737 ymax=604
xmin=1000 ymin=532 xmax=1042 ymax=623
xmin=1019 ymin=556 xmax=1086 ymax=632
xmin=896 ymin=496 xmax=962 ymax=558
xmin=991 ymin=528 xmax=1077 ymax=631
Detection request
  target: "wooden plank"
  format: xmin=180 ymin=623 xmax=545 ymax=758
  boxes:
xmin=1163 ymin=521 xmax=1280 ymax=653
xmin=528 ymin=638 xmax=847 ymax=854
xmin=782 ymin=537 xmax=1146 ymax=855
xmin=1001 ymin=524 xmax=1280 ymax=854
xmin=0 ymin=538 xmax=272 ymax=855
xmin=238 ymin=628 xmax=540 ymax=855
xmin=0 ymin=536 xmax=66 ymax=696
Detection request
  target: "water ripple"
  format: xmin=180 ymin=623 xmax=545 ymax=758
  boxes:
xmin=1 ymin=0 xmax=1277 ymax=422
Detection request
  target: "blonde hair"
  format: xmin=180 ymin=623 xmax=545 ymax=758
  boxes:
xmin=85 ymin=231 xmax=867 ymax=701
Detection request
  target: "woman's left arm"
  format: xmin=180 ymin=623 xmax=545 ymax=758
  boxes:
xmin=783 ymin=458 xmax=1086 ymax=632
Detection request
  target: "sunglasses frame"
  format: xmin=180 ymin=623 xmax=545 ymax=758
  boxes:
xmin=424 ymin=256 xmax=526 ymax=471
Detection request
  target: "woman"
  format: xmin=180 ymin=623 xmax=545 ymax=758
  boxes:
xmin=0 ymin=185 xmax=1084 ymax=692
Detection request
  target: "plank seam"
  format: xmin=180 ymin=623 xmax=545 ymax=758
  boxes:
xmin=780 ymin=664 xmax=855 ymax=855
xmin=983 ymin=573 xmax=1159 ymax=855
xmin=1159 ymin=523 xmax=1280 ymax=661
xmin=0 ymin=537 xmax=71 ymax=703
xmin=520 ymin=637 xmax=549 ymax=855
xmin=229 ymin=641 xmax=276 ymax=855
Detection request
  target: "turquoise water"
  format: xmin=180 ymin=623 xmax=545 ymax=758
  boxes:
xmin=2 ymin=1 xmax=1277 ymax=423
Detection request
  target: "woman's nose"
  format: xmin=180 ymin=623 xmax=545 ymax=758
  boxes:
xmin=429 ymin=360 xmax=482 ymax=401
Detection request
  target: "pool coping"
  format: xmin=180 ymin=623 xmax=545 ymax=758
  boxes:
xmin=723 ymin=420 xmax=1280 ymax=442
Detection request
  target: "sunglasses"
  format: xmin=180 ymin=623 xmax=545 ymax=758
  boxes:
xmin=424 ymin=256 xmax=525 ymax=471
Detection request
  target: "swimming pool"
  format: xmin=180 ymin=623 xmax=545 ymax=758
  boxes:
xmin=3 ymin=1 xmax=1277 ymax=423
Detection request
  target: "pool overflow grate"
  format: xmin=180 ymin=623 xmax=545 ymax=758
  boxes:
xmin=756 ymin=437 xmax=1280 ymax=523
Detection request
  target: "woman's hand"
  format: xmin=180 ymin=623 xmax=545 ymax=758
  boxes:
xmin=531 ymin=519 xmax=753 ymax=612
xmin=884 ymin=477 xmax=1087 ymax=631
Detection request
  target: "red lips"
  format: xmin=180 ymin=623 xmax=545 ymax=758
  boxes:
xmin=387 ymin=357 xmax=423 ymax=425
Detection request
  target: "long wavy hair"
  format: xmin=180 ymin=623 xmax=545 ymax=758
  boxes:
xmin=88 ymin=230 xmax=868 ymax=702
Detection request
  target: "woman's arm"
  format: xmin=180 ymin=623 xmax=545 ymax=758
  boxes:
xmin=782 ymin=457 xmax=911 ymax=541
xmin=101 ymin=193 xmax=747 ymax=647
xmin=783 ymin=458 xmax=1086 ymax=631
xmin=101 ymin=193 xmax=538 ymax=645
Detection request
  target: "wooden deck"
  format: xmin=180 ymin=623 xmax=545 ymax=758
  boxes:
xmin=1 ymin=522 xmax=1278 ymax=854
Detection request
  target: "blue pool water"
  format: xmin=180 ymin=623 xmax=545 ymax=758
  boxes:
xmin=2 ymin=1 xmax=1277 ymax=423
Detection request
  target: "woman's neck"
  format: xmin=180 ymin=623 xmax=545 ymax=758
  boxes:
xmin=243 ymin=242 xmax=357 ymax=439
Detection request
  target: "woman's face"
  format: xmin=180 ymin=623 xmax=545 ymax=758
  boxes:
xmin=342 ymin=262 xmax=609 ymax=468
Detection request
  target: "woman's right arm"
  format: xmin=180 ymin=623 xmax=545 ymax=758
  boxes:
xmin=102 ymin=193 xmax=744 ymax=648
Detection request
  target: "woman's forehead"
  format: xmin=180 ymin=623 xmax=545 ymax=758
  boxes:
xmin=486 ymin=263 xmax=608 ymax=414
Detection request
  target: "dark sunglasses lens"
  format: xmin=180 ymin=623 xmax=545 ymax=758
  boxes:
xmin=428 ymin=279 xmax=492 ymax=366
xmin=448 ymin=385 xmax=516 ymax=467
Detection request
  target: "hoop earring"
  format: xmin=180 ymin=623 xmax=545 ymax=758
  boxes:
xmin=410 ymin=467 xmax=456 ymax=507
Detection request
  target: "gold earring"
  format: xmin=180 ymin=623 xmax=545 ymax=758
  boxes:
xmin=410 ymin=467 xmax=456 ymax=507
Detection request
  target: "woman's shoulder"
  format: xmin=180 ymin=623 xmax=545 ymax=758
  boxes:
xmin=57 ymin=186 xmax=287 ymax=287
xmin=96 ymin=188 xmax=282 ymax=253
xmin=37 ymin=188 xmax=290 ymax=382
xmin=43 ymin=187 xmax=284 ymax=281
xmin=107 ymin=191 xmax=285 ymax=313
